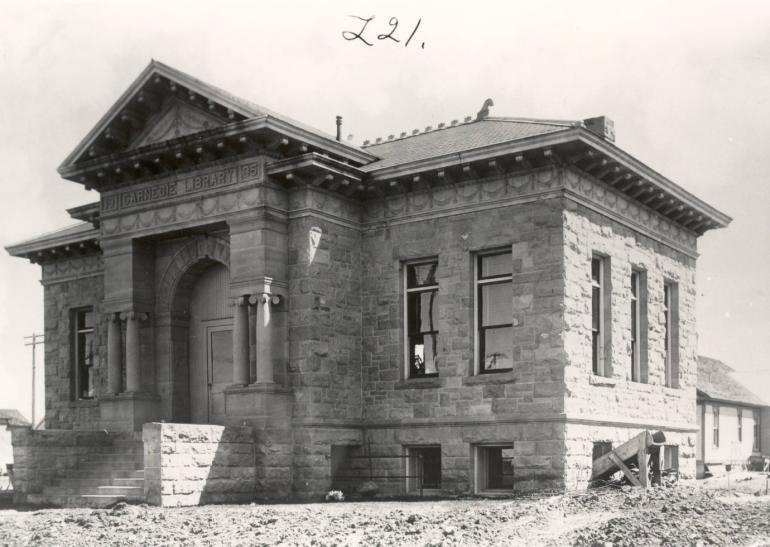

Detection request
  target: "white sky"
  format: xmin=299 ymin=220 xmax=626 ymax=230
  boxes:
xmin=1 ymin=0 xmax=769 ymax=423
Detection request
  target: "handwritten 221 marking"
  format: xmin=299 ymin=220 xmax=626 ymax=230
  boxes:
xmin=342 ymin=16 xmax=425 ymax=48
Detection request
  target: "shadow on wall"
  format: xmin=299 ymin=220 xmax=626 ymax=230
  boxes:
xmin=143 ymin=422 xmax=263 ymax=507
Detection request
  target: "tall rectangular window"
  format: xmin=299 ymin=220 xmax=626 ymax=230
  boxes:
xmin=631 ymin=271 xmax=640 ymax=381
xmin=405 ymin=261 xmax=439 ymax=377
xmin=630 ymin=269 xmax=648 ymax=383
xmin=73 ymin=308 xmax=95 ymax=400
xmin=591 ymin=256 xmax=610 ymax=376
xmin=663 ymin=282 xmax=680 ymax=388
xmin=754 ymin=410 xmax=761 ymax=451
xmin=713 ymin=406 xmax=720 ymax=447
xmin=476 ymin=251 xmax=513 ymax=373
xmin=738 ymin=408 xmax=743 ymax=442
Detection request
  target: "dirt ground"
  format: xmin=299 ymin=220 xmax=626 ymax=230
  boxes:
xmin=1 ymin=480 xmax=770 ymax=546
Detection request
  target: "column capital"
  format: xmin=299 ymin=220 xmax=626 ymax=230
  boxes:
xmin=121 ymin=311 xmax=149 ymax=321
xmin=104 ymin=311 xmax=122 ymax=322
xmin=232 ymin=295 xmax=249 ymax=307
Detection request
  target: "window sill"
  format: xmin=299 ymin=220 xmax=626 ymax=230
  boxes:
xmin=589 ymin=375 xmax=617 ymax=387
xmin=395 ymin=377 xmax=442 ymax=390
xmin=463 ymin=371 xmax=516 ymax=385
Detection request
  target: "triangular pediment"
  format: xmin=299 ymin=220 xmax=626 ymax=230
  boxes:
xmin=129 ymin=98 xmax=226 ymax=149
xmin=59 ymin=60 xmax=265 ymax=169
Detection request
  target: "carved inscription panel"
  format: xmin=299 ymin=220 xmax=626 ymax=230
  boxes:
xmin=101 ymin=158 xmax=263 ymax=213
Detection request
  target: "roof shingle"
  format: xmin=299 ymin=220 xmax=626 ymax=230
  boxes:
xmin=360 ymin=117 xmax=577 ymax=172
xmin=697 ymin=356 xmax=766 ymax=406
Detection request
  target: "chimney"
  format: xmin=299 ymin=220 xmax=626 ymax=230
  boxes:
xmin=335 ymin=116 xmax=342 ymax=142
xmin=583 ymin=116 xmax=615 ymax=142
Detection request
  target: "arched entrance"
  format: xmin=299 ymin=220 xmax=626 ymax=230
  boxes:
xmin=169 ymin=259 xmax=232 ymax=424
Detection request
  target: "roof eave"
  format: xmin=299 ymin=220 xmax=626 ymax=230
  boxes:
xmin=5 ymin=224 xmax=100 ymax=258
xmin=578 ymin=130 xmax=732 ymax=229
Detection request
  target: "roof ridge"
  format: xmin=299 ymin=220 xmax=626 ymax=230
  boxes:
xmin=362 ymin=116 xmax=479 ymax=149
xmin=362 ymin=115 xmax=580 ymax=149
xmin=485 ymin=116 xmax=581 ymax=127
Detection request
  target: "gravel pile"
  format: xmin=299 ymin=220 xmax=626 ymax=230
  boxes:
xmin=1 ymin=484 xmax=769 ymax=546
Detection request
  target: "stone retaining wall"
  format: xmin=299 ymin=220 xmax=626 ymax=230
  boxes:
xmin=9 ymin=427 xmax=115 ymax=504
xmin=143 ymin=423 xmax=256 ymax=506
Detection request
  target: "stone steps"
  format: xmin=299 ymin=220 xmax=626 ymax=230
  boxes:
xmin=41 ymin=439 xmax=146 ymax=507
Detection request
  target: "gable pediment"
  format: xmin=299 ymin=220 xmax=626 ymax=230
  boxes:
xmin=59 ymin=60 xmax=262 ymax=170
xmin=130 ymin=98 xmax=226 ymax=150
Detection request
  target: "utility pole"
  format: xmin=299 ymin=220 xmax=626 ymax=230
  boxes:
xmin=24 ymin=333 xmax=44 ymax=428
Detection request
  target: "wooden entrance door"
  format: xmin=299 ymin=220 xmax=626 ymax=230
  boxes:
xmin=188 ymin=263 xmax=232 ymax=424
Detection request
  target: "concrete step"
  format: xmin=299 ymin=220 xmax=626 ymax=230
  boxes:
xmin=63 ymin=468 xmax=144 ymax=480
xmin=83 ymin=485 xmax=143 ymax=498
xmin=76 ymin=461 xmax=143 ymax=472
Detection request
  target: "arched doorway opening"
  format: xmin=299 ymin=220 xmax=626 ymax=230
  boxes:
xmin=171 ymin=259 xmax=232 ymax=424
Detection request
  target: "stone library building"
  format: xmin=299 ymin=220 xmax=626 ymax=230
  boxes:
xmin=6 ymin=61 xmax=730 ymax=507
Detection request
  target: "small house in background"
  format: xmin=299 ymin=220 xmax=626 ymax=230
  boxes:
xmin=0 ymin=410 xmax=30 ymax=473
xmin=696 ymin=356 xmax=768 ymax=477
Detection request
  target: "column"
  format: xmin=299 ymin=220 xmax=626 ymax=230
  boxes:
xmin=123 ymin=312 xmax=147 ymax=393
xmin=107 ymin=312 xmax=122 ymax=394
xmin=232 ymin=296 xmax=250 ymax=386
xmin=250 ymin=292 xmax=280 ymax=384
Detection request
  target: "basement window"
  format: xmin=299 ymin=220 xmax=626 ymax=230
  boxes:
xmin=405 ymin=445 xmax=441 ymax=493
xmin=476 ymin=444 xmax=514 ymax=493
xmin=663 ymin=445 xmax=679 ymax=471
xmin=592 ymin=441 xmax=613 ymax=462
xmin=405 ymin=260 xmax=439 ymax=378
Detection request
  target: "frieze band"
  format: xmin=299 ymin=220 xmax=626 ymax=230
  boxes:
xmin=101 ymin=159 xmax=263 ymax=212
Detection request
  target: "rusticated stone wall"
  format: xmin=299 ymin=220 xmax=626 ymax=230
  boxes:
xmin=561 ymin=196 xmax=698 ymax=424
xmin=287 ymin=196 xmax=363 ymax=423
xmin=41 ymin=255 xmax=105 ymax=430
xmin=360 ymin=191 xmax=566 ymax=424
xmin=143 ymin=422 xmax=256 ymax=506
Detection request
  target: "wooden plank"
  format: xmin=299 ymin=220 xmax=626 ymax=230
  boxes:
xmin=592 ymin=431 xmax=648 ymax=478
xmin=608 ymin=452 xmax=642 ymax=487
xmin=638 ymin=447 xmax=648 ymax=488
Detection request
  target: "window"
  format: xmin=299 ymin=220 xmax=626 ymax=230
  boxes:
xmin=73 ymin=308 xmax=95 ymax=400
xmin=663 ymin=445 xmax=679 ymax=471
xmin=476 ymin=251 xmax=513 ymax=373
xmin=629 ymin=269 xmax=649 ymax=383
xmin=630 ymin=271 xmax=640 ymax=382
xmin=738 ymin=408 xmax=743 ymax=442
xmin=592 ymin=441 xmax=613 ymax=462
xmin=591 ymin=256 xmax=610 ymax=376
xmin=406 ymin=446 xmax=441 ymax=492
xmin=754 ymin=410 xmax=761 ymax=451
xmin=405 ymin=261 xmax=439 ymax=377
xmin=713 ymin=406 xmax=720 ymax=447
xmin=663 ymin=282 xmax=679 ymax=387
xmin=476 ymin=445 xmax=514 ymax=492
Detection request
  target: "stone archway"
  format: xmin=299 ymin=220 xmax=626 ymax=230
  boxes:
xmin=155 ymin=235 xmax=231 ymax=423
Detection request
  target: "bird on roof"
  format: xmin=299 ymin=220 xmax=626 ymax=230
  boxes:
xmin=476 ymin=98 xmax=494 ymax=120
